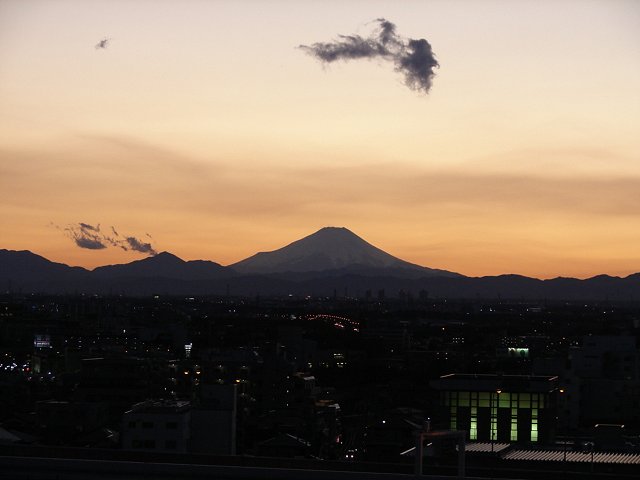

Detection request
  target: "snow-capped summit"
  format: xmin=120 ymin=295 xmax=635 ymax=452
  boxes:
xmin=230 ymin=227 xmax=457 ymax=277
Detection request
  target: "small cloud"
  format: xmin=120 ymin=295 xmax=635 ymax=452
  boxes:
xmin=74 ymin=236 xmax=107 ymax=250
xmin=79 ymin=222 xmax=100 ymax=232
xmin=124 ymin=236 xmax=157 ymax=255
xmin=299 ymin=18 xmax=439 ymax=94
xmin=64 ymin=222 xmax=107 ymax=250
xmin=95 ymin=37 xmax=110 ymax=49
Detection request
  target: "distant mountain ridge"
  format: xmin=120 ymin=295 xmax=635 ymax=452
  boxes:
xmin=92 ymin=251 xmax=231 ymax=280
xmin=0 ymin=249 xmax=89 ymax=283
xmin=1 ymin=227 xmax=639 ymax=300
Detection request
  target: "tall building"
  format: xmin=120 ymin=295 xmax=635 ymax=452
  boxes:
xmin=431 ymin=374 xmax=559 ymax=444
xmin=190 ymin=384 xmax=237 ymax=455
xmin=565 ymin=335 xmax=640 ymax=429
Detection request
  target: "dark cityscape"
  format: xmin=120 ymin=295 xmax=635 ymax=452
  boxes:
xmin=1 ymin=288 xmax=639 ymax=479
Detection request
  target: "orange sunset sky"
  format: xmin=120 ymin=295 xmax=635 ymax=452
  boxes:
xmin=1 ymin=0 xmax=639 ymax=279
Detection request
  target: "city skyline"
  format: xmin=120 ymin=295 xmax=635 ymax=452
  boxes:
xmin=1 ymin=0 xmax=639 ymax=279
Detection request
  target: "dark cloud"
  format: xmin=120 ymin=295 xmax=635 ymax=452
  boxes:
xmin=301 ymin=34 xmax=387 ymax=62
xmin=95 ymin=37 xmax=110 ymax=49
xmin=79 ymin=222 xmax=100 ymax=232
xmin=61 ymin=222 xmax=156 ymax=255
xmin=397 ymin=38 xmax=439 ymax=93
xmin=65 ymin=222 xmax=107 ymax=250
xmin=74 ymin=236 xmax=107 ymax=250
xmin=124 ymin=237 xmax=157 ymax=255
xmin=299 ymin=18 xmax=439 ymax=93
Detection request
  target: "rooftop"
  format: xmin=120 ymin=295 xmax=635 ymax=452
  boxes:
xmin=432 ymin=374 xmax=559 ymax=393
xmin=127 ymin=400 xmax=191 ymax=414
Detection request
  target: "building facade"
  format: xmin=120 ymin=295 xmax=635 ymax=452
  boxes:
xmin=121 ymin=400 xmax=191 ymax=453
xmin=431 ymin=374 xmax=559 ymax=444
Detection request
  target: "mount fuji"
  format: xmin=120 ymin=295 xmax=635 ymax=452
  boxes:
xmin=230 ymin=227 xmax=459 ymax=277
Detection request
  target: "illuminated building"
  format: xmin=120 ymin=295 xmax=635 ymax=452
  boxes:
xmin=431 ymin=374 xmax=559 ymax=444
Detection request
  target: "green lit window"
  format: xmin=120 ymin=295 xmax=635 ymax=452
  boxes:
xmin=470 ymin=404 xmax=478 ymax=440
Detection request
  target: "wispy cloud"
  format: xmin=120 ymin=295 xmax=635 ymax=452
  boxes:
xmin=59 ymin=222 xmax=157 ymax=255
xmin=64 ymin=222 xmax=107 ymax=250
xmin=123 ymin=236 xmax=156 ymax=255
xmin=299 ymin=18 xmax=439 ymax=93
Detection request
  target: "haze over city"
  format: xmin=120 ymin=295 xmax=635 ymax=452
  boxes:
xmin=1 ymin=0 xmax=639 ymax=279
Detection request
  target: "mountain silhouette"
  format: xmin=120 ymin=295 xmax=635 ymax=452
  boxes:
xmin=230 ymin=227 xmax=458 ymax=277
xmin=1 ymin=228 xmax=640 ymax=300
xmin=0 ymin=249 xmax=88 ymax=290
xmin=92 ymin=251 xmax=231 ymax=280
